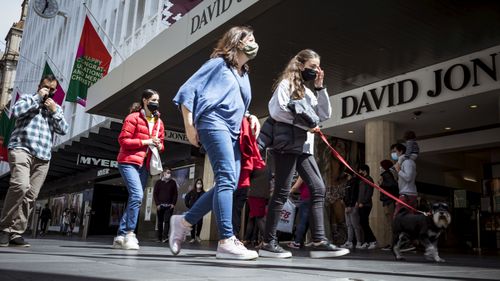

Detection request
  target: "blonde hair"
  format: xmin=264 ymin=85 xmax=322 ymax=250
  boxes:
xmin=210 ymin=26 xmax=254 ymax=72
xmin=272 ymin=49 xmax=320 ymax=100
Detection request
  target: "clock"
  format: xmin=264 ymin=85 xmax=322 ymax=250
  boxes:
xmin=33 ymin=0 xmax=59 ymax=19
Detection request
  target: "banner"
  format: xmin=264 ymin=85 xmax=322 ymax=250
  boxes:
xmin=0 ymin=89 xmax=20 ymax=162
xmin=42 ymin=62 xmax=65 ymax=105
xmin=66 ymin=16 xmax=111 ymax=106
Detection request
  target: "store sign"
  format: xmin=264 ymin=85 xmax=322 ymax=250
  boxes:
xmin=97 ymin=168 xmax=110 ymax=177
xmin=165 ymin=130 xmax=190 ymax=144
xmin=77 ymin=154 xmax=118 ymax=168
xmin=327 ymin=45 xmax=500 ymax=126
xmin=188 ymin=0 xmax=258 ymax=38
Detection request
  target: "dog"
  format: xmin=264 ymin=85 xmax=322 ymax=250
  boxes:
xmin=392 ymin=202 xmax=452 ymax=262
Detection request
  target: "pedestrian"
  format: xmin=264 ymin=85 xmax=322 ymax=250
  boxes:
xmin=170 ymin=26 xmax=260 ymax=260
xmin=356 ymin=164 xmax=377 ymax=250
xmin=61 ymin=208 xmax=70 ymax=235
xmin=391 ymin=143 xmax=418 ymax=216
xmin=112 ymin=89 xmax=165 ymax=250
xmin=153 ymin=168 xmax=178 ymax=243
xmin=340 ymin=173 xmax=362 ymax=249
xmin=259 ymin=49 xmax=348 ymax=259
xmin=68 ymin=208 xmax=77 ymax=236
xmin=378 ymin=159 xmax=399 ymax=250
xmin=184 ymin=178 xmax=205 ymax=243
xmin=287 ymin=177 xmax=310 ymax=249
xmin=40 ymin=204 xmax=52 ymax=236
xmin=395 ymin=131 xmax=419 ymax=170
xmin=0 ymin=74 xmax=68 ymax=247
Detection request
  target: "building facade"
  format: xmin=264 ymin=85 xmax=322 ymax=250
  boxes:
xmin=1 ymin=0 xmax=500 ymax=249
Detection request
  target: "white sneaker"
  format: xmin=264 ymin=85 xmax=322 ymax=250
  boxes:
xmin=188 ymin=238 xmax=196 ymax=244
xmin=340 ymin=241 xmax=353 ymax=249
xmin=216 ymin=236 xmax=259 ymax=260
xmin=169 ymin=215 xmax=191 ymax=255
xmin=112 ymin=235 xmax=125 ymax=249
xmin=356 ymin=242 xmax=368 ymax=249
xmin=195 ymin=236 xmax=202 ymax=243
xmin=122 ymin=233 xmax=140 ymax=250
xmin=367 ymin=241 xmax=377 ymax=250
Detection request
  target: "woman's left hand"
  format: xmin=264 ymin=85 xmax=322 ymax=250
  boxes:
xmin=248 ymin=115 xmax=261 ymax=137
xmin=314 ymin=66 xmax=324 ymax=88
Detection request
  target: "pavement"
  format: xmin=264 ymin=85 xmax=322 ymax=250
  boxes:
xmin=0 ymin=236 xmax=499 ymax=281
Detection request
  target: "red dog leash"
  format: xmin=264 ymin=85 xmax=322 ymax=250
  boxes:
xmin=317 ymin=131 xmax=427 ymax=216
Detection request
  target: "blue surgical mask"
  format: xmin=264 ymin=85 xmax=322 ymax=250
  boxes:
xmin=391 ymin=152 xmax=398 ymax=161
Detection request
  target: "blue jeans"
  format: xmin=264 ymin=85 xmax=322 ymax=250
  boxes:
xmin=184 ymin=129 xmax=240 ymax=240
xmin=118 ymin=163 xmax=148 ymax=236
xmin=294 ymin=199 xmax=311 ymax=244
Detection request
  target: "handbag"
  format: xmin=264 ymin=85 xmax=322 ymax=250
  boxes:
xmin=276 ymin=199 xmax=296 ymax=233
xmin=149 ymin=121 xmax=163 ymax=176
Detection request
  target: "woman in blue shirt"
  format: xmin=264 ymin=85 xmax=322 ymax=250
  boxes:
xmin=170 ymin=26 xmax=260 ymax=260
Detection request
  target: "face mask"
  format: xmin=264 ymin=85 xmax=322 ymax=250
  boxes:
xmin=379 ymin=167 xmax=384 ymax=174
xmin=147 ymin=101 xmax=159 ymax=112
xmin=242 ymin=41 xmax=259 ymax=60
xmin=391 ymin=152 xmax=399 ymax=161
xmin=301 ymin=68 xmax=317 ymax=81
xmin=196 ymin=184 xmax=202 ymax=189
xmin=163 ymin=173 xmax=171 ymax=180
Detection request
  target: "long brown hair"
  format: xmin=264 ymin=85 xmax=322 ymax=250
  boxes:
xmin=272 ymin=49 xmax=320 ymax=100
xmin=210 ymin=26 xmax=254 ymax=72
xmin=129 ymin=89 xmax=159 ymax=113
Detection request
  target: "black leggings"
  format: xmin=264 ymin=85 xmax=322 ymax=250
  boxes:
xmin=358 ymin=205 xmax=376 ymax=243
xmin=191 ymin=219 xmax=203 ymax=239
xmin=264 ymin=153 xmax=326 ymax=243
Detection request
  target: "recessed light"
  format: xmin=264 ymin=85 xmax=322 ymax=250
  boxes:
xmin=444 ymin=127 xmax=452 ymax=130
xmin=412 ymin=117 xmax=419 ymax=120
xmin=463 ymin=177 xmax=478 ymax=183
xmin=469 ymin=105 xmax=478 ymax=109
xmin=348 ymin=130 xmax=354 ymax=134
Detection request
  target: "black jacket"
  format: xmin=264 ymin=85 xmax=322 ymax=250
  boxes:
xmin=342 ymin=178 xmax=359 ymax=207
xmin=379 ymin=170 xmax=399 ymax=206
xmin=257 ymin=117 xmax=307 ymax=155
xmin=185 ymin=189 xmax=205 ymax=209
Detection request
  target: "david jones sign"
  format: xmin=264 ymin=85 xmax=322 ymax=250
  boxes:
xmin=337 ymin=46 xmax=500 ymax=121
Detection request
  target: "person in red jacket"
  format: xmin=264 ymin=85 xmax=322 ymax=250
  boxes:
xmin=112 ymin=89 xmax=165 ymax=250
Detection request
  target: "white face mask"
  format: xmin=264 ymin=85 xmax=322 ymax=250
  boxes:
xmin=163 ymin=173 xmax=171 ymax=180
xmin=391 ymin=152 xmax=399 ymax=161
xmin=196 ymin=183 xmax=202 ymax=189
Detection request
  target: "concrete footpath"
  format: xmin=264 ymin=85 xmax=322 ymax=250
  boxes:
xmin=0 ymin=237 xmax=499 ymax=281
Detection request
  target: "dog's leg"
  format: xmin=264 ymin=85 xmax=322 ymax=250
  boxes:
xmin=393 ymin=233 xmax=406 ymax=261
xmin=422 ymin=238 xmax=445 ymax=263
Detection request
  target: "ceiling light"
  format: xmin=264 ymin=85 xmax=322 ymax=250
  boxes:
xmin=463 ymin=177 xmax=478 ymax=183
xmin=444 ymin=127 xmax=452 ymax=130
xmin=347 ymin=130 xmax=354 ymax=134
xmin=469 ymin=105 xmax=478 ymax=109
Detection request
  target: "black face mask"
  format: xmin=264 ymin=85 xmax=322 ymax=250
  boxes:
xmin=301 ymin=68 xmax=317 ymax=81
xmin=147 ymin=102 xmax=159 ymax=113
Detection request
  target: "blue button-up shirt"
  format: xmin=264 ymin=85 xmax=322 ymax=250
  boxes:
xmin=8 ymin=93 xmax=69 ymax=161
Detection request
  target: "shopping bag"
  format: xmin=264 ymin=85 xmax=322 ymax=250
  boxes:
xmin=149 ymin=146 xmax=163 ymax=176
xmin=276 ymin=199 xmax=296 ymax=233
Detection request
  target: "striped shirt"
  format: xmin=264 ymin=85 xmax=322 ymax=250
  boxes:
xmin=8 ymin=93 xmax=69 ymax=161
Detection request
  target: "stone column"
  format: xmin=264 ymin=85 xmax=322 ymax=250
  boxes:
xmin=365 ymin=120 xmax=395 ymax=247
xmin=200 ymin=155 xmax=216 ymax=241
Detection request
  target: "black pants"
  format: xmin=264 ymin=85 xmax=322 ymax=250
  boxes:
xmin=358 ymin=205 xmax=376 ymax=243
xmin=232 ymin=188 xmax=248 ymax=238
xmin=190 ymin=219 xmax=203 ymax=239
xmin=264 ymin=153 xmax=326 ymax=243
xmin=40 ymin=219 xmax=49 ymax=233
xmin=157 ymin=206 xmax=174 ymax=240
xmin=244 ymin=216 xmax=265 ymax=242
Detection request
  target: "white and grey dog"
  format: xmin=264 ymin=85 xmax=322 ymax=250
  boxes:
xmin=392 ymin=202 xmax=452 ymax=262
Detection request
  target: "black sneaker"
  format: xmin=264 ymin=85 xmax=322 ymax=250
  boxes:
xmin=310 ymin=241 xmax=350 ymax=258
xmin=0 ymin=231 xmax=10 ymax=247
xmin=258 ymin=240 xmax=292 ymax=258
xmin=9 ymin=235 xmax=30 ymax=247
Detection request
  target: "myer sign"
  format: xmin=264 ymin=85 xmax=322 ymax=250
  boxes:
xmin=327 ymin=45 xmax=500 ymax=126
xmin=77 ymin=155 xmax=118 ymax=168
xmin=165 ymin=130 xmax=190 ymax=144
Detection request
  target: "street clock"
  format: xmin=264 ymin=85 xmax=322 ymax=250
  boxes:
xmin=33 ymin=0 xmax=59 ymax=19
